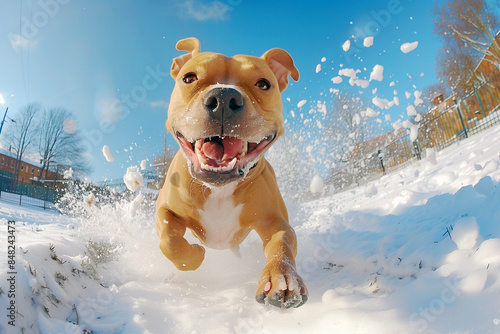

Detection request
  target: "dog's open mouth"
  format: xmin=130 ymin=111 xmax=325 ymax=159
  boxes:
xmin=176 ymin=132 xmax=274 ymax=176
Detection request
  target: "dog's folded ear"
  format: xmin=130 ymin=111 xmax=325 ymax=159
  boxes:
xmin=171 ymin=37 xmax=201 ymax=79
xmin=261 ymin=49 xmax=299 ymax=92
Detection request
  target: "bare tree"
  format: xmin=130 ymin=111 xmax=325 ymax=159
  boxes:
xmin=7 ymin=103 xmax=41 ymax=181
xmin=38 ymin=107 xmax=91 ymax=180
xmin=433 ymin=0 xmax=500 ymax=69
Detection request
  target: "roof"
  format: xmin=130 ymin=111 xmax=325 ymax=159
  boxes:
xmin=0 ymin=147 xmax=43 ymax=168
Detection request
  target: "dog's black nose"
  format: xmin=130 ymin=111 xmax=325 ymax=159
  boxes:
xmin=204 ymin=87 xmax=244 ymax=121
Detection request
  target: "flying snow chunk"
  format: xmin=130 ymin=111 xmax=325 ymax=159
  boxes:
xmin=372 ymin=96 xmax=391 ymax=109
xmin=123 ymin=166 xmax=144 ymax=192
xmin=342 ymin=39 xmax=351 ymax=52
xmin=331 ymin=76 xmax=343 ymax=84
xmin=390 ymin=81 xmax=396 ymax=87
xmin=0 ymin=93 xmax=5 ymax=104
xmin=363 ymin=36 xmax=374 ymax=47
xmin=102 ymin=145 xmax=114 ymax=162
xmin=297 ymin=100 xmax=307 ymax=108
xmin=369 ymin=64 xmax=384 ymax=82
xmin=407 ymin=105 xmax=417 ymax=116
xmin=338 ymin=68 xmax=358 ymax=79
xmin=310 ymin=175 xmax=324 ymax=195
xmin=321 ymin=57 xmax=327 ymax=62
xmin=451 ymin=217 xmax=479 ymax=250
xmin=414 ymin=90 xmax=423 ymax=106
xmin=405 ymin=91 xmax=412 ymax=99
xmin=393 ymin=120 xmax=403 ymax=130
xmin=394 ymin=96 xmax=400 ymax=106
xmin=365 ymin=107 xmax=379 ymax=117
xmin=400 ymin=41 xmax=419 ymax=53
xmin=140 ymin=160 xmax=147 ymax=170
xmin=129 ymin=193 xmax=143 ymax=217
xmin=316 ymin=64 xmax=322 ymax=73
xmin=385 ymin=114 xmax=391 ymax=121
xmin=83 ymin=193 xmax=94 ymax=206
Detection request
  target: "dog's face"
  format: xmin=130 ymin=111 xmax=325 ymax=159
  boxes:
xmin=166 ymin=38 xmax=299 ymax=186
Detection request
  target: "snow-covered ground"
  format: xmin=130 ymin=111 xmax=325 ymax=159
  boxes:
xmin=2 ymin=124 xmax=500 ymax=334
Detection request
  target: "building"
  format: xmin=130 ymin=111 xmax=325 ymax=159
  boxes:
xmin=0 ymin=147 xmax=61 ymax=185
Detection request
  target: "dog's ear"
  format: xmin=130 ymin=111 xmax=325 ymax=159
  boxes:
xmin=261 ymin=48 xmax=299 ymax=92
xmin=171 ymin=37 xmax=201 ymax=79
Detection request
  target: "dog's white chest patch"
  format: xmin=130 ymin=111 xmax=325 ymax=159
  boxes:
xmin=199 ymin=182 xmax=243 ymax=249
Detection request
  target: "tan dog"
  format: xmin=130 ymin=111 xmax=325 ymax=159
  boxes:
xmin=155 ymin=37 xmax=307 ymax=308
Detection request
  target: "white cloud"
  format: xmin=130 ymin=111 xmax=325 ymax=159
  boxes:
xmin=177 ymin=0 xmax=231 ymax=21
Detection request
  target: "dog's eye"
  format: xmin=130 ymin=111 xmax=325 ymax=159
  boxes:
xmin=183 ymin=73 xmax=198 ymax=84
xmin=255 ymin=79 xmax=271 ymax=91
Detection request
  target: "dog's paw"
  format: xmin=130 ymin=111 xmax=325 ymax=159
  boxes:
xmin=255 ymin=260 xmax=308 ymax=309
xmin=172 ymin=244 xmax=206 ymax=271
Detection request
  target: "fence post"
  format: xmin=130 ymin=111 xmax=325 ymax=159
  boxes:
xmin=453 ymin=98 xmax=468 ymax=139
xmin=473 ymin=83 xmax=486 ymax=118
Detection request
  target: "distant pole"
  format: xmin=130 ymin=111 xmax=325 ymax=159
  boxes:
xmin=0 ymin=107 xmax=8 ymax=136
xmin=453 ymin=98 xmax=468 ymax=139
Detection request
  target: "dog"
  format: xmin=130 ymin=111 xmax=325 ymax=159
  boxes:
xmin=155 ymin=37 xmax=308 ymax=308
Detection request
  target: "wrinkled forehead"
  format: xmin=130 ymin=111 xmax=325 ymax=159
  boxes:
xmin=180 ymin=52 xmax=274 ymax=83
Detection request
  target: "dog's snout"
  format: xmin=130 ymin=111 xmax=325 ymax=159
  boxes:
xmin=204 ymin=87 xmax=244 ymax=121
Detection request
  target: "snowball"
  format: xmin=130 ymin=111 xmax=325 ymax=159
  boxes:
xmin=390 ymin=81 xmax=396 ymax=87
xmin=400 ymin=41 xmax=419 ymax=53
xmin=369 ymin=64 xmax=384 ymax=82
xmin=83 ymin=193 xmax=94 ymax=206
xmin=451 ymin=217 xmax=479 ymax=250
xmin=331 ymin=76 xmax=343 ymax=84
xmin=342 ymin=39 xmax=351 ymax=52
xmin=365 ymin=184 xmax=378 ymax=197
xmin=372 ymin=97 xmax=391 ymax=109
xmin=474 ymin=176 xmax=495 ymax=196
xmin=363 ymin=36 xmax=374 ymax=47
xmin=321 ymin=57 xmax=327 ymax=62
xmin=407 ymin=105 xmax=417 ymax=116
xmin=310 ymin=175 xmax=324 ymax=195
xmin=102 ymin=145 xmax=114 ymax=162
xmin=123 ymin=166 xmax=144 ymax=192
xmin=459 ymin=270 xmax=488 ymax=294
xmin=316 ymin=64 xmax=322 ymax=73
xmin=297 ymin=100 xmax=307 ymax=108
xmin=140 ymin=160 xmax=147 ymax=170
xmin=365 ymin=107 xmax=379 ymax=117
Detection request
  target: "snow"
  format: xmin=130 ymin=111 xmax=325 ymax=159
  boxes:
xmin=315 ymin=64 xmax=321 ymax=73
xmin=407 ymin=105 xmax=417 ymax=116
xmin=310 ymin=175 xmax=324 ymax=195
xmin=400 ymin=41 xmax=419 ymax=54
xmin=102 ymin=145 xmax=114 ymax=162
xmin=372 ymin=96 xmax=391 ymax=109
xmin=140 ymin=159 xmax=147 ymax=170
xmin=3 ymin=124 xmax=500 ymax=333
xmin=369 ymin=64 xmax=384 ymax=82
xmin=321 ymin=57 xmax=326 ymax=62
xmin=342 ymin=39 xmax=351 ymax=52
xmin=363 ymin=36 xmax=374 ymax=48
xmin=297 ymin=100 xmax=307 ymax=108
xmin=123 ymin=166 xmax=144 ymax=192
xmin=331 ymin=76 xmax=342 ymax=84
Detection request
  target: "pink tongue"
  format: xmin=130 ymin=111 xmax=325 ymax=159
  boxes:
xmin=202 ymin=137 xmax=243 ymax=162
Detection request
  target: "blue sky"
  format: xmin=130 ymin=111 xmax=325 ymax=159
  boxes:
xmin=0 ymin=0 xmax=444 ymax=181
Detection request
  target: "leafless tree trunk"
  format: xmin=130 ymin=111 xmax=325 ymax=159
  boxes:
xmin=8 ymin=103 xmax=41 ymax=182
xmin=38 ymin=107 xmax=91 ymax=180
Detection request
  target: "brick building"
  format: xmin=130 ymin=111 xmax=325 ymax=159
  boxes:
xmin=0 ymin=148 xmax=61 ymax=184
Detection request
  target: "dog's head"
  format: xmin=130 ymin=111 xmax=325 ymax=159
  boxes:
xmin=166 ymin=37 xmax=299 ymax=186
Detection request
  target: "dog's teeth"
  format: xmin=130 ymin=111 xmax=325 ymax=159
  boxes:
xmin=227 ymin=157 xmax=237 ymax=170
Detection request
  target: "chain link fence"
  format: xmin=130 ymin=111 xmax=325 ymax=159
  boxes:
xmin=327 ymin=73 xmax=500 ymax=194
xmin=0 ymin=174 xmax=60 ymax=210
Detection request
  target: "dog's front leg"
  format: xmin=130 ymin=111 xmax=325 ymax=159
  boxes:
xmin=255 ymin=221 xmax=308 ymax=308
xmin=156 ymin=206 xmax=205 ymax=271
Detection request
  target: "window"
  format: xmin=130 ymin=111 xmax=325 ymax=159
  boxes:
xmin=21 ymin=164 xmax=24 ymax=171
xmin=10 ymin=160 xmax=13 ymax=167
xmin=1 ymin=157 xmax=4 ymax=165
xmin=31 ymin=167 xmax=34 ymax=174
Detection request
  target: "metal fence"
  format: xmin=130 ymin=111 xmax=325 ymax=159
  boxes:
xmin=327 ymin=74 xmax=500 ymax=193
xmin=0 ymin=174 xmax=59 ymax=210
